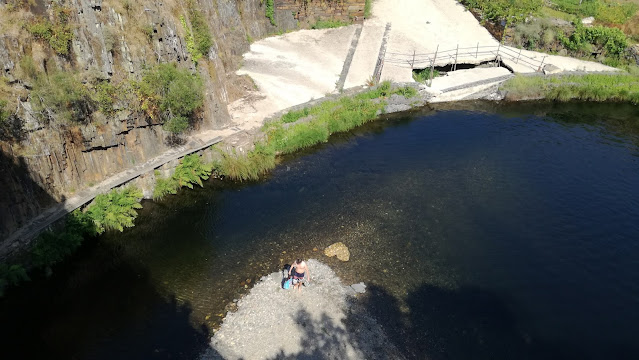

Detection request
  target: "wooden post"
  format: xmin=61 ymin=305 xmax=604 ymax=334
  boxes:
xmin=495 ymin=43 xmax=501 ymax=67
xmin=453 ymin=44 xmax=459 ymax=71
xmin=537 ymin=56 xmax=546 ymax=72
xmin=411 ymin=50 xmax=416 ymax=69
xmin=516 ymin=48 xmax=522 ymax=64
xmin=476 ymin=42 xmax=479 ymax=58
xmin=429 ymin=45 xmax=439 ymax=87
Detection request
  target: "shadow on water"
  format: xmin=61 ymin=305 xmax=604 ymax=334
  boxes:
xmin=0 ymin=236 xmax=221 ymax=360
xmin=359 ymin=283 xmax=639 ymax=360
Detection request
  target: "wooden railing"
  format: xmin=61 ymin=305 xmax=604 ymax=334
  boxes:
xmin=385 ymin=43 xmax=547 ymax=75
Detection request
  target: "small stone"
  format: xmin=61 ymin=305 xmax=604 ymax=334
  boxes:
xmin=313 ymin=247 xmax=318 ymax=251
xmin=205 ymin=315 xmax=211 ymax=320
xmin=351 ymin=282 xmax=366 ymax=293
xmin=282 ymin=251 xmax=286 ymax=254
xmin=246 ymin=278 xmax=251 ymax=284
xmin=543 ymin=64 xmax=562 ymax=75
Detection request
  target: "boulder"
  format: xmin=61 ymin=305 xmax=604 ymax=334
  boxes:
xmin=543 ymin=64 xmax=562 ymax=75
xmin=324 ymin=242 xmax=350 ymax=261
xmin=350 ymin=282 xmax=366 ymax=294
xmin=581 ymin=17 xmax=595 ymax=25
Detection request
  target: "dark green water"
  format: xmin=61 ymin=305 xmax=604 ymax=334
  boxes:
xmin=1 ymin=102 xmax=639 ymax=359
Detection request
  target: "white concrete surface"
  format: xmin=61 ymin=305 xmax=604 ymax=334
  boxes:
xmin=229 ymin=0 xmax=619 ymax=128
xmin=230 ymin=26 xmax=357 ymax=127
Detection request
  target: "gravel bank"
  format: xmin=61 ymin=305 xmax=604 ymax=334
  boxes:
xmin=205 ymin=259 xmax=405 ymax=360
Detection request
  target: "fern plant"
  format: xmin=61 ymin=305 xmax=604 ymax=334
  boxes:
xmin=86 ymin=187 xmax=143 ymax=234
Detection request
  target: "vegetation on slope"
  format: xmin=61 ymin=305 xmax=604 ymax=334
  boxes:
xmin=180 ymin=0 xmax=212 ymax=63
xmin=133 ymin=63 xmax=204 ymax=134
xmin=26 ymin=4 xmax=74 ymax=56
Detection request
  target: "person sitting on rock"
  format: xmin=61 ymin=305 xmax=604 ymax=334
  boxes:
xmin=288 ymin=259 xmax=310 ymax=292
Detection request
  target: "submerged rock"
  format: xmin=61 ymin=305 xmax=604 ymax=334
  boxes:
xmin=324 ymin=242 xmax=351 ymax=261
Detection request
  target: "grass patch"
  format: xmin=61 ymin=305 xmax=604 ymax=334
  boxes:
xmin=551 ymin=0 xmax=637 ymax=24
xmin=501 ymin=73 xmax=639 ymax=103
xmin=364 ymin=0 xmax=373 ymax=18
xmin=459 ymin=0 xmax=543 ymax=24
xmin=311 ymin=19 xmax=350 ymax=29
xmin=281 ymin=107 xmax=310 ymax=123
xmin=539 ymin=6 xmax=576 ymax=22
xmin=412 ymin=69 xmax=439 ymax=83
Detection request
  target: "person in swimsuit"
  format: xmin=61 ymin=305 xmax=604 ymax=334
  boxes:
xmin=288 ymin=259 xmax=310 ymax=292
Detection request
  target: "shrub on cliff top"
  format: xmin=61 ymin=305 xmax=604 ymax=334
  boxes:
xmin=134 ymin=63 xmax=203 ymax=134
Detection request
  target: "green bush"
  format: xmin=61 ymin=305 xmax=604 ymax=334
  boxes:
xmin=93 ymin=81 xmax=117 ymax=115
xmin=31 ymin=71 xmax=94 ymax=123
xmin=173 ymin=154 xmax=212 ymax=188
xmin=134 ymin=63 xmax=203 ymax=134
xmin=558 ymin=24 xmax=629 ymax=57
xmin=27 ymin=5 xmax=74 ymax=55
xmin=31 ymin=210 xmax=96 ymax=269
xmin=153 ymin=154 xmax=212 ymax=199
xmin=393 ymin=86 xmax=418 ymax=98
xmin=281 ymin=107 xmax=310 ymax=123
xmin=513 ymin=18 xmax=557 ymax=50
xmin=266 ymin=0 xmax=276 ymax=26
xmin=0 ymin=264 xmax=29 ymax=297
xmin=85 ymin=187 xmax=143 ymax=234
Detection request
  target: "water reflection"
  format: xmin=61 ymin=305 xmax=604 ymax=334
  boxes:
xmin=2 ymin=101 xmax=639 ymax=359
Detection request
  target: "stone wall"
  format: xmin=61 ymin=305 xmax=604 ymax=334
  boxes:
xmin=276 ymin=0 xmax=367 ymax=23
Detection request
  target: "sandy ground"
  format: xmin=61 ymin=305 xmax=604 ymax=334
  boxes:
xmin=204 ymin=260 xmax=404 ymax=360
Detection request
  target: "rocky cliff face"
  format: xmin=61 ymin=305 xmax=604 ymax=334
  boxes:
xmin=0 ymin=0 xmax=300 ymax=241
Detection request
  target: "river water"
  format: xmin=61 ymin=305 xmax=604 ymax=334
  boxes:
xmin=1 ymin=102 xmax=639 ymax=359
